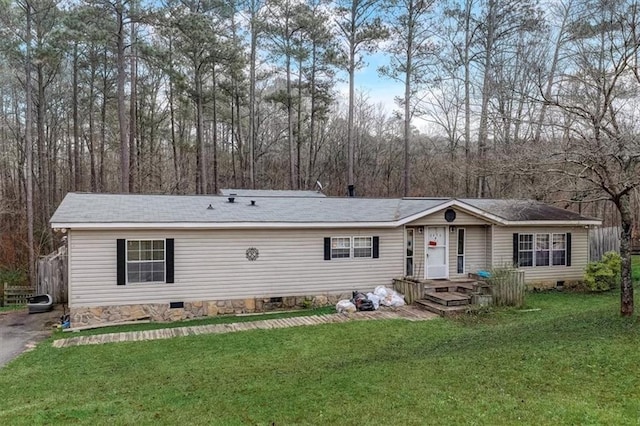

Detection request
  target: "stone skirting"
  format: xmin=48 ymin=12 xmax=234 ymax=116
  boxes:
xmin=70 ymin=293 xmax=352 ymax=327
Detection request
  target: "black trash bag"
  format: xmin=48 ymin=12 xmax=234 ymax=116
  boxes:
xmin=357 ymin=299 xmax=375 ymax=311
xmin=352 ymin=291 xmax=367 ymax=302
xmin=352 ymin=291 xmax=375 ymax=311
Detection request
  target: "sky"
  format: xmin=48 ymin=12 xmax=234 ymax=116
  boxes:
xmin=333 ymin=50 xmax=408 ymax=129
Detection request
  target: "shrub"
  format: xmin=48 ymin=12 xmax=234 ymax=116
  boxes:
xmin=0 ymin=269 xmax=28 ymax=287
xmin=584 ymin=251 xmax=621 ymax=292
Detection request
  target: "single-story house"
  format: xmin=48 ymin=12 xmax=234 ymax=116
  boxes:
xmin=50 ymin=192 xmax=602 ymax=326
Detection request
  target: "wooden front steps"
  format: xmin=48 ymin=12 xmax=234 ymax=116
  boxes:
xmin=415 ymin=279 xmax=490 ymax=317
xmin=423 ymin=291 xmax=470 ymax=306
xmin=415 ymin=299 xmax=469 ymax=316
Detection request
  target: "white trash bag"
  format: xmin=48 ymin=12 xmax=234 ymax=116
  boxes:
xmin=390 ymin=293 xmax=405 ymax=307
xmin=336 ymin=299 xmax=357 ymax=313
xmin=366 ymin=293 xmax=380 ymax=310
xmin=374 ymin=286 xmax=406 ymax=307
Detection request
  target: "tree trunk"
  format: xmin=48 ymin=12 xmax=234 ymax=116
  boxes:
xmin=476 ymin=0 xmax=495 ymax=198
xmin=403 ymin=1 xmax=414 ymax=197
xmin=99 ymin=48 xmax=108 ymax=192
xmin=24 ymin=0 xmax=35 ymax=287
xmin=73 ymin=43 xmax=80 ymax=191
xmin=463 ymin=0 xmax=472 ymax=197
xmin=297 ymin=49 xmax=303 ymax=189
xmin=287 ymin=51 xmax=295 ymax=189
xmin=129 ymin=1 xmax=137 ymax=193
xmin=168 ymin=37 xmax=180 ymax=192
xmin=195 ymin=67 xmax=205 ymax=194
xmin=308 ymin=43 xmax=317 ymax=188
xmin=618 ymin=192 xmax=634 ymax=316
xmin=116 ymin=0 xmax=129 ymax=192
xmin=248 ymin=0 xmax=258 ymax=189
xmin=347 ymin=2 xmax=357 ymax=194
xmin=36 ymin=62 xmax=49 ymax=224
xmin=212 ymin=64 xmax=218 ymax=193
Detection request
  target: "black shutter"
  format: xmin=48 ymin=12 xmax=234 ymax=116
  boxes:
xmin=324 ymin=237 xmax=331 ymax=260
xmin=166 ymin=238 xmax=175 ymax=283
xmin=117 ymin=239 xmax=126 ymax=285
xmin=566 ymin=233 xmax=572 ymax=267
xmin=512 ymin=233 xmax=519 ymax=267
xmin=372 ymin=236 xmax=380 ymax=258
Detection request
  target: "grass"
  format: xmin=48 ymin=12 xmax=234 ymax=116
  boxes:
xmin=0 ymin=304 xmax=25 ymax=313
xmin=2 ymin=291 xmax=640 ymax=424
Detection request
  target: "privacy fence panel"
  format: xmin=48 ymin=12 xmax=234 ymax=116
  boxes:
xmin=37 ymin=246 xmax=68 ymax=304
xmin=590 ymin=227 xmax=620 ymax=261
xmin=490 ymin=270 xmax=526 ymax=308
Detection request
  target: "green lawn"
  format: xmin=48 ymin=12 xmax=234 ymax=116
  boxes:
xmin=0 ymin=305 xmax=25 ymax=313
xmin=2 ymin=292 xmax=640 ymax=424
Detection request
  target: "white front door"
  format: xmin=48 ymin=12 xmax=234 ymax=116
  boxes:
xmin=425 ymin=226 xmax=448 ymax=279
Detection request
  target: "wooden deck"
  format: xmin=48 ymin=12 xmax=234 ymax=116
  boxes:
xmin=52 ymin=306 xmax=437 ymax=348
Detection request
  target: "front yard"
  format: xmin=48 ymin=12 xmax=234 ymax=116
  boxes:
xmin=1 ymin=291 xmax=640 ymax=424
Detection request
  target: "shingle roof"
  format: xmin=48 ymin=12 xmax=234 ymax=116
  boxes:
xmin=220 ymin=188 xmax=326 ymax=197
xmin=460 ymin=199 xmax=599 ymax=222
xmin=50 ymin=193 xmax=447 ymax=224
xmin=50 ymin=193 xmax=601 ymax=226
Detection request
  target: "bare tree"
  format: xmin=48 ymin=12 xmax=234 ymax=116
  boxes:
xmin=546 ymin=0 xmax=640 ymax=315
xmin=379 ymin=0 xmax=436 ymax=197
xmin=335 ymin=0 xmax=388 ymax=195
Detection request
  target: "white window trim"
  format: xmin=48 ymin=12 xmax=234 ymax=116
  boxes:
xmin=406 ymin=227 xmax=414 ymax=276
xmin=518 ymin=234 xmax=534 ymax=267
xmin=552 ymin=233 xmax=567 ymax=266
xmin=520 ymin=233 xmax=567 ymax=268
xmin=330 ymin=236 xmax=352 ymax=259
xmin=457 ymin=228 xmax=465 ymax=274
xmin=353 ymin=236 xmax=373 ymax=259
xmin=330 ymin=236 xmax=373 ymax=259
xmin=535 ymin=234 xmax=550 ymax=267
xmin=126 ymin=238 xmax=167 ymax=284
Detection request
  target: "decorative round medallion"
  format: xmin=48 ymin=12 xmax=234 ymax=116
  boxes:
xmin=444 ymin=208 xmax=457 ymax=222
xmin=246 ymin=247 xmax=259 ymax=261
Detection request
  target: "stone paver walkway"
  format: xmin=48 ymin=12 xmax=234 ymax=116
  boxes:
xmin=52 ymin=306 xmax=437 ymax=348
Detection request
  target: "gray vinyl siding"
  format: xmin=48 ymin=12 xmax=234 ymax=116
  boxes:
xmin=68 ymin=228 xmax=403 ymax=308
xmin=448 ymin=226 xmax=490 ymax=279
xmin=492 ymin=226 xmax=589 ymax=282
xmin=408 ymin=207 xmax=489 ymax=226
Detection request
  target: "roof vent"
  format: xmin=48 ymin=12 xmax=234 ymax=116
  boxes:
xmin=207 ymin=204 xmax=214 ymax=210
xmin=250 ymin=200 xmax=256 ymax=206
xmin=228 ymin=197 xmax=235 ymax=203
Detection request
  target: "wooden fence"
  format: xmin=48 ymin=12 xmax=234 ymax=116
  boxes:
xmin=2 ymin=283 xmax=34 ymax=306
xmin=489 ymin=269 xmax=526 ymax=307
xmin=37 ymin=246 xmax=68 ymax=304
xmin=392 ymin=278 xmax=424 ymax=304
xmin=590 ymin=226 xmax=620 ymax=261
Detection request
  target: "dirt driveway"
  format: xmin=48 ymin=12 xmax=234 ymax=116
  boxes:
xmin=0 ymin=307 xmax=61 ymax=368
